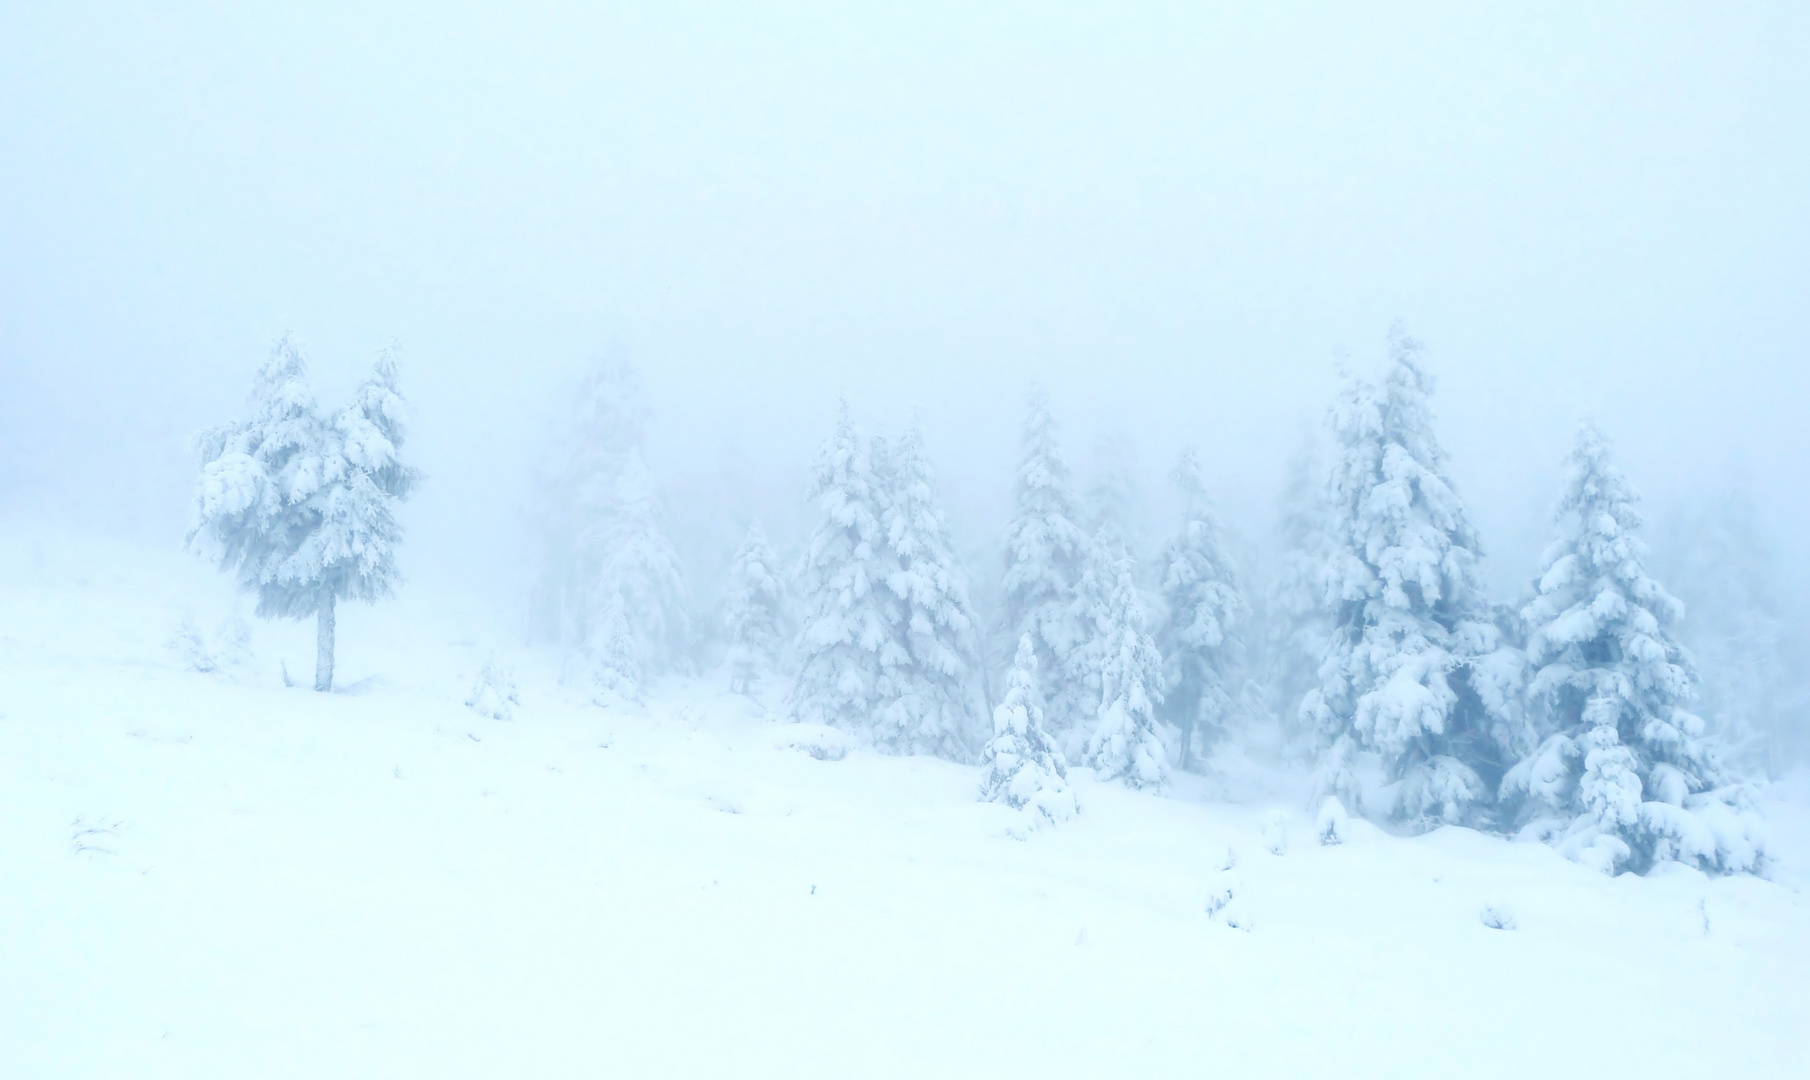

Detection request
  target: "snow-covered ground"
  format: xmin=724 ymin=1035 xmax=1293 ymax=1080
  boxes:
xmin=4 ymin=526 xmax=1807 ymax=1079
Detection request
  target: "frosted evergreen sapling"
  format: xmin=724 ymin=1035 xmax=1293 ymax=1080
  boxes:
xmin=979 ymin=634 xmax=1078 ymax=828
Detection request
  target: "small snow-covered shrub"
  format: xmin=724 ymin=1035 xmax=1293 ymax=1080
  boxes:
xmin=170 ymin=618 xmax=214 ymax=672
xmin=1480 ymin=904 xmax=1517 ymax=931
xmin=1398 ymin=755 xmax=1490 ymax=829
xmin=1261 ymin=809 xmax=1290 ymax=855
xmin=1205 ymin=866 xmax=1251 ymax=930
xmin=169 ymin=614 xmax=253 ymax=677
xmin=772 ymin=724 xmax=848 ymax=762
xmin=1315 ymin=797 xmax=1349 ymax=846
xmin=1204 ymin=883 xmax=1235 ymax=919
xmin=465 ymin=660 xmax=520 ymax=721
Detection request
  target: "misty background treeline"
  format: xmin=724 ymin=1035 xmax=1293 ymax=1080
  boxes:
xmin=182 ymin=321 xmax=1797 ymax=874
xmin=5 ymin=8 xmax=1804 ymax=816
xmin=521 ymin=337 xmax=1808 ymax=781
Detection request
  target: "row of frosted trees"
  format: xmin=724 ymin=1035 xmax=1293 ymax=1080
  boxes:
xmin=1292 ymin=328 xmax=1763 ymax=874
xmin=528 ymin=364 xmax=1232 ymax=799
xmin=193 ymin=333 xmax=1771 ymax=876
xmin=718 ymin=327 xmax=1764 ymax=874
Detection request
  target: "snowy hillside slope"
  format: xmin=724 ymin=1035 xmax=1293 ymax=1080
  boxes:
xmin=3 ymin=525 xmax=1807 ymax=1079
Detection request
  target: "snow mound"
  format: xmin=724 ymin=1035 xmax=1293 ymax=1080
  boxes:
xmin=770 ymin=723 xmax=849 ymax=761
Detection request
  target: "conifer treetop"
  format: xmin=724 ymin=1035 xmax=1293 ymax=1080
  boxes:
xmin=1323 ymin=323 xmax=1485 ymax=620
xmin=1002 ymin=387 xmax=1089 ymax=611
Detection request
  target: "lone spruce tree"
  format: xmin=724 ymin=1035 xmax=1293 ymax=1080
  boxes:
xmin=1502 ymin=423 xmax=1764 ymax=874
xmin=190 ymin=335 xmax=418 ymax=691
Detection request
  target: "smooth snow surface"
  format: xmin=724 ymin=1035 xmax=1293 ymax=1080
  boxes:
xmin=4 ymin=527 xmax=1808 ymax=1079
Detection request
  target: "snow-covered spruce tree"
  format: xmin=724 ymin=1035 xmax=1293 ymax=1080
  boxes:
xmin=875 ymin=424 xmax=986 ymax=758
xmin=979 ymin=634 xmax=1077 ymax=828
xmin=1158 ymin=449 xmax=1251 ymax=770
xmin=1085 ymin=554 xmax=1170 ymax=791
xmin=191 ymin=335 xmax=324 ymax=619
xmin=1658 ymin=488 xmax=1795 ymax=779
xmin=190 ymin=335 xmax=418 ymax=692
xmin=289 ymin=344 xmax=422 ymax=691
xmin=530 ymin=361 xmax=646 ymax=641
xmin=1000 ymin=388 xmax=1094 ymax=739
xmin=723 ymin=523 xmax=789 ymax=695
xmin=1262 ymin=434 xmax=1333 ymax=757
xmin=1083 ymin=434 xmax=1143 ymax=552
xmin=788 ymin=404 xmax=900 ymax=733
xmin=1501 ymin=424 xmax=1764 ymax=874
xmin=587 ymin=452 xmax=691 ymax=697
xmin=534 ymin=361 xmax=690 ymax=700
xmin=1057 ymin=530 xmax=1115 ymax=761
xmin=1301 ymin=326 xmax=1528 ymax=828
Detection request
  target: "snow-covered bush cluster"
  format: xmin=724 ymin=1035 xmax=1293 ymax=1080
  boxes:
xmin=464 ymin=659 xmax=520 ymax=722
xmin=169 ymin=613 xmax=254 ymax=677
xmin=190 ymin=330 xmax=1788 ymax=877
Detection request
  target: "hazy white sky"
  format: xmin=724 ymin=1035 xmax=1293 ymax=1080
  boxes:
xmin=3 ymin=2 xmax=1806 ymax=598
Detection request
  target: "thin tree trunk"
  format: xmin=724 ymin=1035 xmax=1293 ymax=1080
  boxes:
xmin=315 ymin=593 xmax=336 ymax=692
